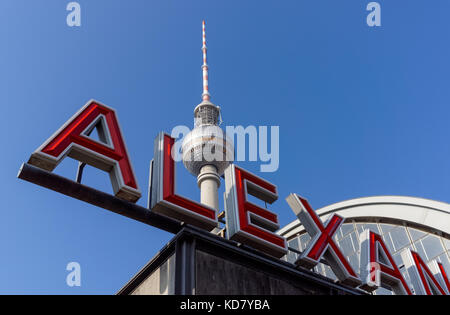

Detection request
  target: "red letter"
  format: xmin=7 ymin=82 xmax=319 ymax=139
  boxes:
xmin=360 ymin=230 xmax=412 ymax=294
xmin=437 ymin=262 xmax=450 ymax=293
xmin=28 ymin=100 xmax=140 ymax=202
xmin=149 ymin=133 xmax=218 ymax=231
xmin=401 ymin=249 xmax=449 ymax=295
xmin=286 ymin=194 xmax=361 ymax=287
xmin=224 ymin=164 xmax=287 ymax=258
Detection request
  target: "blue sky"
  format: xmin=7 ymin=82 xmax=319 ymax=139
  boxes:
xmin=1 ymin=0 xmax=449 ymax=294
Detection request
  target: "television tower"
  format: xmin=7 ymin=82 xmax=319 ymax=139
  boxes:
xmin=181 ymin=21 xmax=234 ymax=211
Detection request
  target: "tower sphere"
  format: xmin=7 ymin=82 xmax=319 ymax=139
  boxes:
xmin=182 ymin=119 xmax=234 ymax=177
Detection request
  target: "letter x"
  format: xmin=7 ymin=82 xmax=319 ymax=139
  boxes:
xmin=286 ymin=194 xmax=361 ymax=287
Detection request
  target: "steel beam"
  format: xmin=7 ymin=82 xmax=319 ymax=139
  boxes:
xmin=17 ymin=162 xmax=183 ymax=234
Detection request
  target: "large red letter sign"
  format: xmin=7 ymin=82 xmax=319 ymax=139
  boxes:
xmin=401 ymin=249 xmax=449 ymax=295
xmin=28 ymin=100 xmax=141 ymax=202
xmin=359 ymin=230 xmax=412 ymax=294
xmin=149 ymin=133 xmax=218 ymax=231
xmin=224 ymin=164 xmax=287 ymax=258
xmin=286 ymin=194 xmax=361 ymax=287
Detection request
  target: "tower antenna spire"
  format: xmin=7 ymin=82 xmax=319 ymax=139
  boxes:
xmin=202 ymin=20 xmax=211 ymax=101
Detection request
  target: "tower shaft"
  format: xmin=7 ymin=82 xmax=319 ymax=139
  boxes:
xmin=197 ymin=164 xmax=220 ymax=210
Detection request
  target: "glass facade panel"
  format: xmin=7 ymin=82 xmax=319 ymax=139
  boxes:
xmin=339 ymin=233 xmax=356 ymax=257
xmin=392 ymin=251 xmax=404 ymax=268
xmin=420 ymin=235 xmax=446 ymax=260
xmin=350 ymin=231 xmax=360 ymax=254
xmin=286 ymin=238 xmax=299 ymax=263
xmin=400 ymin=268 xmax=412 ymax=290
xmin=299 ymin=233 xmax=311 ymax=251
xmin=289 ymin=237 xmax=300 ymax=251
xmin=334 ymin=227 xmax=343 ymax=241
xmin=356 ymin=223 xmax=379 ymax=235
xmin=389 ymin=227 xmax=410 ymax=252
xmin=443 ymin=238 xmax=450 ymax=251
xmin=348 ymin=253 xmax=359 ymax=273
xmin=408 ymin=228 xmax=427 ymax=242
xmin=380 ymin=223 xmax=396 ymax=235
xmin=341 ymin=223 xmax=354 ymax=238
xmin=413 ymin=239 xmax=428 ymax=261
xmin=382 ymin=233 xmax=395 ymax=254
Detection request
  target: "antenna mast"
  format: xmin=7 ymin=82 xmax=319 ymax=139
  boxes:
xmin=202 ymin=20 xmax=211 ymax=102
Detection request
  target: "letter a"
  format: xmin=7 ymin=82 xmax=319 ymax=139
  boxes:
xmin=66 ymin=262 xmax=81 ymax=287
xmin=66 ymin=2 xmax=81 ymax=27
xmin=367 ymin=2 xmax=381 ymax=27
xmin=28 ymin=100 xmax=141 ymax=202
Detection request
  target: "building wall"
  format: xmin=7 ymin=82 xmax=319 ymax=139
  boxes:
xmin=130 ymin=255 xmax=176 ymax=295
xmin=121 ymin=227 xmax=365 ymax=295
xmin=196 ymin=250 xmax=325 ymax=295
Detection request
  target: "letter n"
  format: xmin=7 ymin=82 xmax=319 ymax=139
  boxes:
xmin=401 ymin=249 xmax=449 ymax=295
xmin=28 ymin=99 xmax=141 ymax=202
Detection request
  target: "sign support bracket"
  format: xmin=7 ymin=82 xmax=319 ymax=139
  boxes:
xmin=17 ymin=162 xmax=183 ymax=234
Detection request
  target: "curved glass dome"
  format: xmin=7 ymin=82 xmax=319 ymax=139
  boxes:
xmin=279 ymin=196 xmax=450 ymax=295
